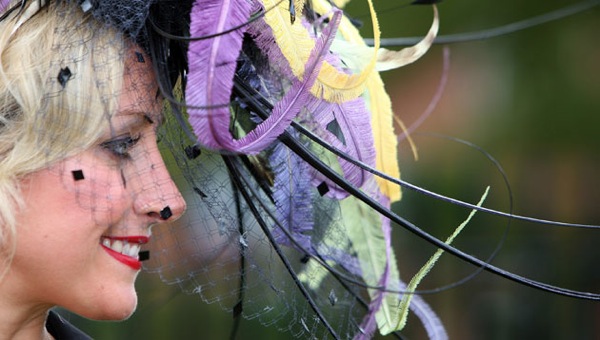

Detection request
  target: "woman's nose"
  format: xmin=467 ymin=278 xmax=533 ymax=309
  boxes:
xmin=132 ymin=143 xmax=186 ymax=223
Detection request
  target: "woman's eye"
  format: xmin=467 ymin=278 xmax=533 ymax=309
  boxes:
xmin=101 ymin=135 xmax=141 ymax=159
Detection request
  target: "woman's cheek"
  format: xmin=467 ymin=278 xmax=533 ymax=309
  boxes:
xmin=58 ymin=156 xmax=131 ymax=218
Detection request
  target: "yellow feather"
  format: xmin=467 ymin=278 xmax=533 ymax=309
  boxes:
xmin=261 ymin=0 xmax=312 ymax=74
xmin=313 ymin=0 xmax=364 ymax=45
xmin=260 ymin=0 xmax=381 ymax=102
xmin=366 ymin=74 xmax=401 ymax=202
xmin=312 ymin=0 xmax=400 ymax=201
xmin=316 ymin=0 xmax=381 ymax=101
xmin=322 ymin=3 xmax=438 ymax=201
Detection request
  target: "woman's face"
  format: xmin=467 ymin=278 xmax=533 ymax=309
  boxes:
xmin=9 ymin=50 xmax=186 ymax=320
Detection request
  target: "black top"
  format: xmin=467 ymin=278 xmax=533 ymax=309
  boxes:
xmin=46 ymin=311 xmax=92 ymax=340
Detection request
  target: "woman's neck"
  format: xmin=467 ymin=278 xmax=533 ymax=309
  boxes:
xmin=0 ymin=269 xmax=53 ymax=340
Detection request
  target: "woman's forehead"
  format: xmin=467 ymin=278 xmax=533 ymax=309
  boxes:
xmin=122 ymin=48 xmax=156 ymax=89
xmin=118 ymin=48 xmax=162 ymax=118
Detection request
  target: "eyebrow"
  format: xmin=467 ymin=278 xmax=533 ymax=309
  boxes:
xmin=145 ymin=110 xmax=166 ymax=126
xmin=143 ymin=114 xmax=154 ymax=124
xmin=117 ymin=109 xmax=163 ymax=123
xmin=110 ymin=111 xmax=154 ymax=135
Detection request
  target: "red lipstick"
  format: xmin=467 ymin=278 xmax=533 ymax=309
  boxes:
xmin=101 ymin=236 xmax=149 ymax=270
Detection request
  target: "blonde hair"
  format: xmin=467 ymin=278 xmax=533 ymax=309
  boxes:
xmin=0 ymin=2 xmax=126 ymax=276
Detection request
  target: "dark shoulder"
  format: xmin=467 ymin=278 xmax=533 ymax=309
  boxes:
xmin=46 ymin=310 xmax=92 ymax=340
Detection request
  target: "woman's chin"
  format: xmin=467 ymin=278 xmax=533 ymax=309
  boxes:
xmin=71 ymin=289 xmax=138 ymax=321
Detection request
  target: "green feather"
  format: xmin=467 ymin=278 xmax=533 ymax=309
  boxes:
xmin=391 ymin=186 xmax=490 ymax=333
xmin=341 ymin=192 xmax=402 ymax=334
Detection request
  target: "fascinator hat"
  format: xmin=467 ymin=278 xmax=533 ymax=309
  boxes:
xmin=2 ymin=0 xmax=598 ymax=339
xmin=139 ymin=0 xmax=442 ymax=337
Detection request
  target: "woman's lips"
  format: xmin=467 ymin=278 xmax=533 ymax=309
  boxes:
xmin=101 ymin=236 xmax=149 ymax=270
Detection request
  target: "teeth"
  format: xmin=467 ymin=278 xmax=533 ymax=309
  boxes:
xmin=129 ymin=244 xmax=140 ymax=257
xmin=122 ymin=242 xmax=131 ymax=255
xmin=112 ymin=240 xmax=123 ymax=253
xmin=102 ymin=238 xmax=142 ymax=259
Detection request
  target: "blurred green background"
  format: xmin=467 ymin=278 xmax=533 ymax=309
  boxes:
xmin=66 ymin=1 xmax=600 ymax=338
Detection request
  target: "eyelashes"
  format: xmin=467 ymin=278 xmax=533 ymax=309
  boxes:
xmin=101 ymin=135 xmax=141 ymax=159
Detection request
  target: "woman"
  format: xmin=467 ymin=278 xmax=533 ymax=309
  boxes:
xmin=0 ymin=0 xmax=443 ymax=338
xmin=0 ymin=1 xmax=185 ymax=338
xmin=3 ymin=0 xmax=597 ymax=339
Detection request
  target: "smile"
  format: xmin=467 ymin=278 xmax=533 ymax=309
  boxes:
xmin=101 ymin=236 xmax=149 ymax=270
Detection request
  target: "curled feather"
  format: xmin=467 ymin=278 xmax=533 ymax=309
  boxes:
xmin=329 ymin=6 xmax=439 ymax=73
xmin=302 ymin=97 xmax=376 ymax=199
xmin=212 ymin=10 xmax=343 ymax=153
xmin=186 ymin=0 xmax=254 ymax=149
xmin=409 ymin=295 xmax=448 ymax=340
xmin=239 ymin=10 xmax=342 ymax=152
xmin=375 ymin=6 xmax=439 ymax=71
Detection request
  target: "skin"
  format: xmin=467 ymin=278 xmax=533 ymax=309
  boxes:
xmin=0 ymin=50 xmax=186 ymax=339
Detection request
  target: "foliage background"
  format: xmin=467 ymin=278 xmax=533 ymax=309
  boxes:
xmin=66 ymin=1 xmax=600 ymax=338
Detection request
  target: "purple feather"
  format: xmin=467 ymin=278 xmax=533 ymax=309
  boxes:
xmin=190 ymin=10 xmax=342 ymax=154
xmin=280 ymin=25 xmax=375 ymax=199
xmin=246 ymin=15 xmax=295 ymax=80
xmin=230 ymin=10 xmax=342 ymax=153
xmin=269 ymin=136 xmax=365 ymax=277
xmin=0 ymin=0 xmax=10 ymax=14
xmin=329 ymin=99 xmax=376 ymax=190
xmin=186 ymin=0 xmax=253 ymax=149
xmin=302 ymin=97 xmax=376 ymax=199
xmin=409 ymin=295 xmax=448 ymax=340
xmin=269 ymin=140 xmax=314 ymax=249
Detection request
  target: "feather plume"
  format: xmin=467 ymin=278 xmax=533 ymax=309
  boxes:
xmin=329 ymin=5 xmax=439 ymax=73
xmin=341 ymin=188 xmax=401 ymax=338
xmin=189 ymin=3 xmax=341 ymax=153
xmin=374 ymin=212 xmax=402 ymax=335
xmin=297 ymin=192 xmax=364 ymax=289
xmin=247 ymin=16 xmax=295 ymax=80
xmin=225 ymin=10 xmax=343 ymax=153
xmin=259 ymin=0 xmax=312 ymax=77
xmin=326 ymin=99 xmax=376 ymax=190
xmin=186 ymin=0 xmax=253 ymax=149
xmin=315 ymin=0 xmax=382 ymax=102
xmin=365 ymin=74 xmax=401 ymax=202
xmin=269 ymin=140 xmax=314 ymax=249
xmin=325 ymin=5 xmax=440 ymax=72
xmin=260 ymin=0 xmax=381 ymax=102
xmin=301 ymin=97 xmax=376 ymax=199
xmin=311 ymin=0 xmax=401 ymax=201
xmin=375 ymin=6 xmax=439 ymax=72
